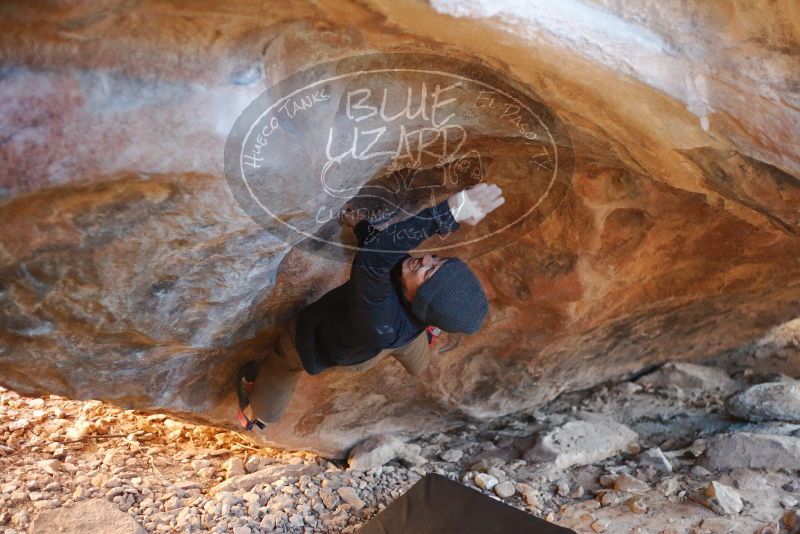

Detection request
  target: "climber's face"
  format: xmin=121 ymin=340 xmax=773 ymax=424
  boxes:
xmin=400 ymin=255 xmax=449 ymax=304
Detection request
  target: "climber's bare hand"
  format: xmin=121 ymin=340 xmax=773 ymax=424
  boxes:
xmin=468 ymin=183 xmax=505 ymax=216
xmin=447 ymin=183 xmax=505 ymax=225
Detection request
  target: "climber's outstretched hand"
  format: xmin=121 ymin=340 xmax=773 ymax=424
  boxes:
xmin=447 ymin=183 xmax=505 ymax=226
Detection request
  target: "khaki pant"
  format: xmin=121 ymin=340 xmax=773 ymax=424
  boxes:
xmin=249 ymin=318 xmax=431 ymax=423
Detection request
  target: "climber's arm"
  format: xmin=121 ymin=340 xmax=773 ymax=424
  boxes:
xmin=347 ymin=183 xmax=504 ymax=252
xmin=348 ymin=184 xmax=503 ymax=344
xmin=350 ymin=181 xmax=503 ymax=287
xmin=351 ymin=182 xmax=505 ymax=279
xmin=348 ymin=199 xmax=458 ymax=344
xmin=352 ymin=198 xmax=459 ymax=276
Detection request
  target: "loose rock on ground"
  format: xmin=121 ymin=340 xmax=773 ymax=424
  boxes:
xmin=1 ymin=361 xmax=798 ymax=533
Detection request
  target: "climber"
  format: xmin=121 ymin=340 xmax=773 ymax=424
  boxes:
xmin=235 ymin=183 xmax=505 ymax=431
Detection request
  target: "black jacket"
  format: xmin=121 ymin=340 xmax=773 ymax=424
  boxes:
xmin=294 ymin=199 xmax=459 ymax=375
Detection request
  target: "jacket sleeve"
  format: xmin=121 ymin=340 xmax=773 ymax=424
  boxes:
xmin=349 ymin=199 xmax=459 ymax=343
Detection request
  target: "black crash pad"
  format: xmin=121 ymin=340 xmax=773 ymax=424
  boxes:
xmin=358 ymin=473 xmax=577 ymax=534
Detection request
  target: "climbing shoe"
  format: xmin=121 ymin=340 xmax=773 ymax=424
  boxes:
xmin=236 ymin=361 xmax=265 ymax=431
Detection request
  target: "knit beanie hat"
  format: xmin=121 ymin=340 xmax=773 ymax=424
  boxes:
xmin=411 ymin=258 xmax=488 ymax=334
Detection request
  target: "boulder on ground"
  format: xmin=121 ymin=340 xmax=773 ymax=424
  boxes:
xmin=347 ymin=435 xmax=404 ymax=471
xmin=524 ymin=420 xmax=638 ymax=470
xmin=210 ymin=463 xmax=324 ymax=495
xmin=639 ymin=447 xmax=672 ymax=473
xmin=440 ymin=449 xmax=464 ymax=463
xmin=225 ymin=457 xmax=246 ymax=478
xmin=726 ymin=382 xmax=800 ymax=423
xmin=30 ymin=499 xmax=146 ymax=534
xmin=697 ymin=517 xmax=739 ymax=533
xmin=657 ymin=477 xmax=681 ymax=497
xmin=705 ymin=481 xmax=744 ymax=515
xmin=613 ymin=474 xmax=650 ymax=494
xmin=474 ymin=473 xmax=499 ymax=490
xmin=494 ymin=480 xmax=516 ymax=498
xmin=336 ymin=487 xmax=364 ymax=511
xmin=636 ymin=363 xmax=736 ymax=392
xmin=396 ymin=443 xmax=428 ymax=467
xmin=702 ymin=433 xmax=800 ymax=471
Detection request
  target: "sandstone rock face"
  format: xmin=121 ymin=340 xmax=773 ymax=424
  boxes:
xmin=0 ymin=1 xmax=799 ymax=457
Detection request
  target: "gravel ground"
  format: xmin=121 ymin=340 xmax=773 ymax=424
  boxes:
xmin=1 ymin=363 xmax=799 ymax=533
